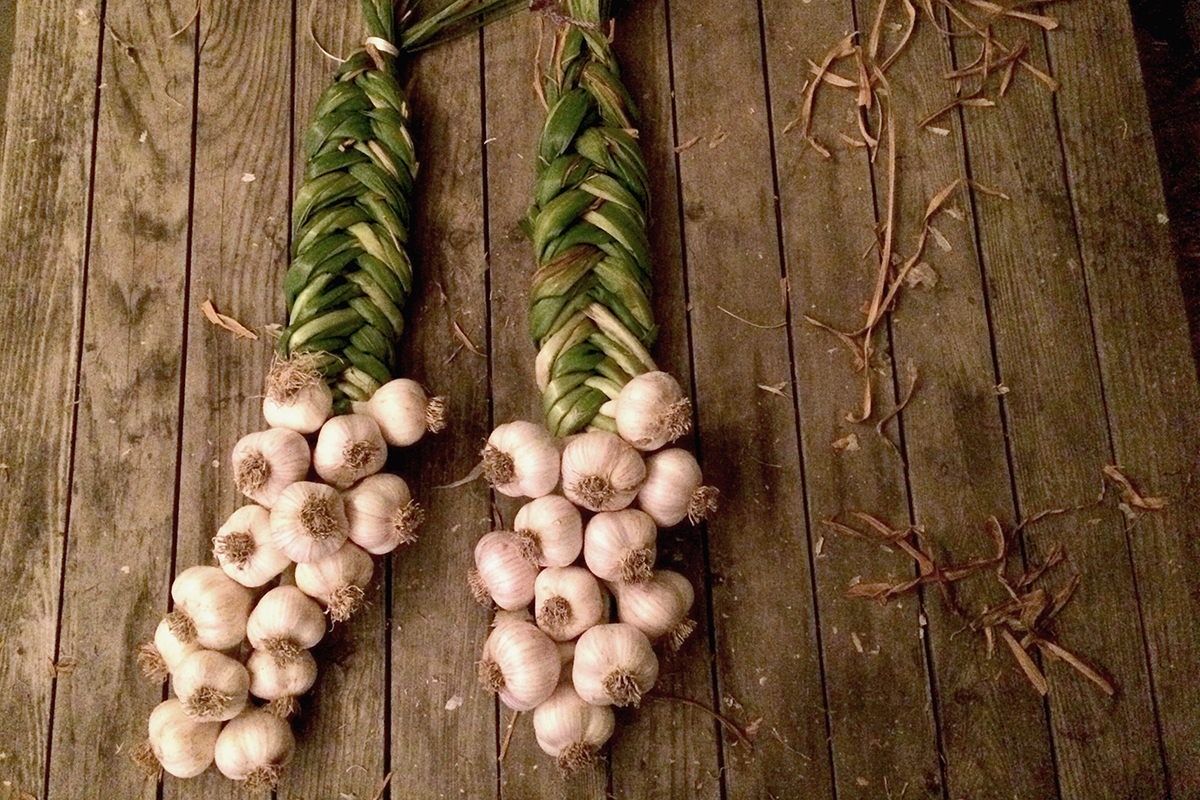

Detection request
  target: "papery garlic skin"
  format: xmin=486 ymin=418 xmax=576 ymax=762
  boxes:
xmin=312 ymin=413 xmax=387 ymax=489
xmin=533 ymin=681 xmax=616 ymax=775
xmin=171 ymin=649 xmax=250 ymax=722
xmin=269 ymin=481 xmax=349 ymax=563
xmin=637 ymin=448 xmax=717 ymax=527
xmin=351 ymin=378 xmax=446 ymax=447
xmin=614 ymin=371 xmax=692 ymax=451
xmin=477 ymin=619 xmax=561 ymax=711
xmin=295 ymin=541 xmax=374 ymax=622
xmin=231 ymin=428 xmax=310 ymax=508
xmin=247 ymin=585 xmax=327 ymax=663
xmin=214 ymin=708 xmax=296 ymax=791
xmin=137 ymin=698 xmax=220 ymax=779
xmin=561 ymin=430 xmax=646 ymax=512
xmin=573 ymin=623 xmax=659 ymax=708
xmin=583 ymin=509 xmax=658 ymax=585
xmin=138 ymin=616 xmax=204 ymax=682
xmin=468 ymin=531 xmax=539 ymax=611
xmin=262 ymin=356 xmax=333 ymax=434
xmin=213 ymin=504 xmax=291 ymax=588
xmin=247 ymin=648 xmax=318 ymax=718
xmin=513 ymin=495 xmax=582 ymax=568
xmin=169 ymin=566 xmax=254 ymax=651
xmin=535 ymin=566 xmax=605 ymax=642
xmin=611 ymin=570 xmax=697 ymax=650
xmin=483 ymin=421 xmax=560 ymax=498
xmin=343 ymin=473 xmax=424 ymax=554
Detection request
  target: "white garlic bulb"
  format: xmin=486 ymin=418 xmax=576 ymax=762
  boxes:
xmin=561 ymin=430 xmax=646 ymax=512
xmin=532 ymin=681 xmax=616 ymax=775
xmin=247 ymin=585 xmax=326 ymax=664
xmin=637 ymin=448 xmax=718 ymax=527
xmin=231 ymin=428 xmax=310 ymax=508
xmin=477 ymin=619 xmax=561 ymax=711
xmin=213 ymin=708 xmax=296 ymax=791
xmin=269 ymin=481 xmax=349 ymax=563
xmin=572 ymin=622 xmax=659 ymax=707
xmin=168 ymin=565 xmax=253 ymax=651
xmin=343 ymin=472 xmax=424 ymax=554
xmin=262 ymin=354 xmax=333 ymax=433
xmin=137 ymin=616 xmax=204 ymax=682
xmin=611 ymin=570 xmax=697 ymax=650
xmin=468 ymin=531 xmax=539 ymax=611
xmin=131 ymin=698 xmax=220 ymax=779
xmin=512 ymin=494 xmax=583 ymax=568
xmin=294 ymin=541 xmax=374 ymax=622
xmin=247 ymin=648 xmax=318 ymax=719
xmin=535 ymin=566 xmax=605 ymax=642
xmin=583 ymin=509 xmax=657 ymax=585
xmin=614 ymin=371 xmax=692 ymax=451
xmin=213 ymin=504 xmax=291 ymax=588
xmin=351 ymin=377 xmax=446 ymax=446
xmin=482 ymin=420 xmax=560 ymax=498
xmin=312 ymin=413 xmax=387 ymax=489
xmin=171 ymin=649 xmax=250 ymax=722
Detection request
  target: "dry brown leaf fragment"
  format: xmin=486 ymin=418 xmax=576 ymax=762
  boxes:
xmin=903 ymin=262 xmax=939 ymax=289
xmin=1102 ymin=464 xmax=1167 ymax=511
xmin=1035 ymin=639 xmax=1115 ymax=696
xmin=832 ymin=432 xmax=861 ymax=452
xmin=674 ymin=135 xmax=701 ymax=152
xmin=1000 ymin=628 xmax=1048 ymax=695
xmin=452 ymin=320 xmax=485 ymax=357
xmin=201 ymin=300 xmax=258 ymax=340
xmin=757 ymin=382 xmax=789 ymax=397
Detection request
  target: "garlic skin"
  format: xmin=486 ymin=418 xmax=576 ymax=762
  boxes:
xmin=343 ymin=473 xmax=424 ymax=554
xmin=535 ymin=566 xmax=605 ymax=642
xmin=231 ymin=428 xmax=310 ymax=508
xmin=468 ymin=531 xmax=539 ymax=611
xmin=637 ymin=448 xmax=718 ymax=527
xmin=482 ymin=421 xmax=560 ymax=498
xmin=138 ymin=616 xmax=204 ymax=682
xmin=295 ymin=541 xmax=374 ymax=622
xmin=533 ymin=681 xmax=616 ymax=775
xmin=477 ymin=619 xmax=561 ymax=711
xmin=247 ymin=648 xmax=318 ymax=719
xmin=247 ymin=585 xmax=327 ymax=664
xmin=269 ymin=481 xmax=349 ymax=563
xmin=262 ymin=355 xmax=333 ymax=434
xmin=513 ymin=495 xmax=583 ymax=568
xmin=583 ymin=509 xmax=658 ymax=585
xmin=133 ymin=698 xmax=220 ymax=779
xmin=312 ymin=413 xmax=387 ymax=489
xmin=171 ymin=649 xmax=250 ymax=722
xmin=614 ymin=371 xmax=692 ymax=451
xmin=611 ymin=570 xmax=697 ymax=650
xmin=572 ymin=623 xmax=659 ymax=707
xmin=214 ymin=708 xmax=296 ymax=791
xmin=561 ymin=430 xmax=646 ymax=512
xmin=169 ymin=566 xmax=254 ymax=651
xmin=351 ymin=377 xmax=446 ymax=446
xmin=213 ymin=504 xmax=291 ymax=588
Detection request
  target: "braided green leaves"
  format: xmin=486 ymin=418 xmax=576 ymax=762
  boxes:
xmin=528 ymin=0 xmax=658 ymax=437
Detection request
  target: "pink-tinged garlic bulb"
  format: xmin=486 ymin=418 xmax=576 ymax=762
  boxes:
xmin=583 ymin=509 xmax=658 ymax=585
xmin=213 ymin=504 xmax=291 ymax=588
xmin=512 ymin=494 xmax=583 ymax=567
xmin=482 ymin=420 xmax=560 ymax=498
xmin=247 ymin=648 xmax=318 ymax=720
xmin=535 ymin=566 xmax=605 ymax=642
xmin=613 ymin=371 xmax=692 ymax=451
xmin=468 ymin=531 xmax=539 ymax=611
xmin=262 ymin=354 xmax=333 ymax=434
xmin=213 ymin=708 xmax=295 ymax=791
xmin=171 ymin=649 xmax=250 ymax=723
xmin=572 ymin=623 xmax=659 ymax=708
xmin=312 ymin=413 xmax=387 ymax=489
xmin=246 ymin=585 xmax=326 ymax=665
xmin=477 ymin=619 xmax=561 ymax=711
xmin=611 ymin=570 xmax=697 ymax=651
xmin=168 ymin=565 xmax=254 ymax=651
xmin=137 ymin=616 xmax=204 ymax=683
xmin=269 ymin=481 xmax=349 ymax=563
xmin=636 ymin=448 xmax=718 ymax=527
xmin=294 ymin=541 xmax=374 ymax=622
xmin=231 ymin=428 xmax=310 ymax=508
xmin=351 ymin=377 xmax=446 ymax=447
xmin=533 ymin=680 xmax=617 ymax=775
xmin=561 ymin=430 xmax=646 ymax=512
xmin=131 ymin=698 xmax=220 ymax=779
xmin=343 ymin=472 xmax=424 ymax=554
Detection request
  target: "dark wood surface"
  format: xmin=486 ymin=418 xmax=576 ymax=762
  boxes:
xmin=1 ymin=1 xmax=1198 ymax=799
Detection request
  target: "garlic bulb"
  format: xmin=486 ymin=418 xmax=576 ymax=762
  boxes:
xmin=351 ymin=377 xmax=446 ymax=446
xmin=231 ymin=428 xmax=310 ymax=508
xmin=270 ymin=481 xmax=349 ymax=563
xmin=171 ymin=649 xmax=250 ymax=722
xmin=482 ymin=420 xmax=560 ymax=498
xmin=168 ymin=565 xmax=254 ymax=651
xmin=343 ymin=472 xmax=424 ymax=554
xmin=247 ymin=648 xmax=318 ymax=719
xmin=612 ymin=570 xmax=697 ymax=650
xmin=262 ymin=354 xmax=333 ymax=433
xmin=312 ymin=413 xmax=387 ymax=489
xmin=561 ymin=430 xmax=646 ymax=512
xmin=614 ymin=371 xmax=692 ymax=451
xmin=512 ymin=494 xmax=582 ymax=568
xmin=214 ymin=708 xmax=296 ymax=791
xmin=131 ymin=698 xmax=220 ymax=779
xmin=295 ymin=541 xmax=374 ymax=622
xmin=572 ymin=622 xmax=659 ymax=707
xmin=477 ymin=619 xmax=561 ymax=711
xmin=468 ymin=531 xmax=539 ymax=611
xmin=138 ymin=616 xmax=204 ymax=682
xmin=247 ymin=585 xmax=326 ymax=664
xmin=532 ymin=681 xmax=616 ymax=775
xmin=583 ymin=509 xmax=658 ymax=585
xmin=535 ymin=566 xmax=605 ymax=642
xmin=637 ymin=448 xmax=718 ymax=527
xmin=213 ymin=504 xmax=291 ymax=588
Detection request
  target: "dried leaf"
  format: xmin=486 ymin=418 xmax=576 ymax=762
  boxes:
xmin=1102 ymin=464 xmax=1167 ymax=511
xmin=831 ymin=432 xmax=861 ymax=452
xmin=903 ymin=262 xmax=938 ymax=289
xmin=452 ymin=320 xmax=485 ymax=357
xmin=757 ymin=382 xmax=789 ymax=397
xmin=674 ymin=135 xmax=701 ymax=152
xmin=201 ymin=300 xmax=258 ymax=340
xmin=1001 ymin=628 xmax=1048 ymax=695
xmin=1036 ymin=639 xmax=1115 ymax=696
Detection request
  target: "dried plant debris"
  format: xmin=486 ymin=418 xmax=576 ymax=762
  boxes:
xmin=826 ymin=510 xmax=1115 ymax=697
xmin=201 ymin=300 xmax=258 ymax=340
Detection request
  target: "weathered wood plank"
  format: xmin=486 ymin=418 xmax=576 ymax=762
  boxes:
xmin=1048 ymin=1 xmax=1200 ymax=793
xmin=0 ymin=2 xmax=99 ymax=799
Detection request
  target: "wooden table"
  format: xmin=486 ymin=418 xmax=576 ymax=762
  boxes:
xmin=1 ymin=0 xmax=1197 ymax=798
